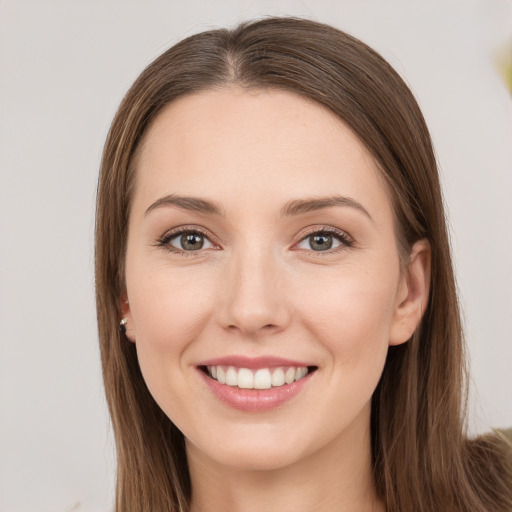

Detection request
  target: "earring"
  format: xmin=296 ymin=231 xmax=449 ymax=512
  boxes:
xmin=119 ymin=318 xmax=128 ymax=334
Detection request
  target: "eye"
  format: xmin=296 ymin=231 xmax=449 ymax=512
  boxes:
xmin=295 ymin=228 xmax=352 ymax=252
xmin=158 ymin=228 xmax=215 ymax=253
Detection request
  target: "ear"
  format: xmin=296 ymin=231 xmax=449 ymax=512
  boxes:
xmin=389 ymin=239 xmax=431 ymax=346
xmin=120 ymin=293 xmax=136 ymax=343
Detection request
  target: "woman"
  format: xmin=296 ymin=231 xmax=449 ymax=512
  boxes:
xmin=95 ymin=17 xmax=512 ymax=512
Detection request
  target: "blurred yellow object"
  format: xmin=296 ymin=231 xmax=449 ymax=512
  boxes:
xmin=495 ymin=41 xmax=512 ymax=94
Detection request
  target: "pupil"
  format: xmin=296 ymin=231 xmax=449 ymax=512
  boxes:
xmin=182 ymin=234 xmax=203 ymax=250
xmin=310 ymin=234 xmax=332 ymax=251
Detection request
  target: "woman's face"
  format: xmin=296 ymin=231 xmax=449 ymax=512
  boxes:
xmin=123 ymin=88 xmax=421 ymax=471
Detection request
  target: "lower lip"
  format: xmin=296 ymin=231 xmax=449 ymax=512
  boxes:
xmin=198 ymin=369 xmax=314 ymax=412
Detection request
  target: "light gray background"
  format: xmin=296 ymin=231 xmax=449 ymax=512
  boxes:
xmin=0 ymin=1 xmax=511 ymax=510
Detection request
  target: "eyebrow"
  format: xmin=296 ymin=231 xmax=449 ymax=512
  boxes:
xmin=145 ymin=194 xmax=225 ymax=217
xmin=145 ymin=193 xmax=373 ymax=221
xmin=280 ymin=195 xmax=373 ymax=221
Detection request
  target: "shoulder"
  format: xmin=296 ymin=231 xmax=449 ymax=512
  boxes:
xmin=463 ymin=428 xmax=512 ymax=511
xmin=497 ymin=427 xmax=512 ymax=446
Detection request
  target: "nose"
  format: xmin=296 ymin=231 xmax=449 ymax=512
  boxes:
xmin=217 ymin=244 xmax=292 ymax=337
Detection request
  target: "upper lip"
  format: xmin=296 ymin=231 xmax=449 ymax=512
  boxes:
xmin=197 ymin=355 xmax=314 ymax=369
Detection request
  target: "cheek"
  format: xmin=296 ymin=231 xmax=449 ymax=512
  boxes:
xmin=129 ymin=263 xmax=215 ymax=344
xmin=126 ymin=261 xmax=217 ymax=398
xmin=126 ymin=263 xmax=219 ymax=421
xmin=296 ymin=267 xmax=398 ymax=367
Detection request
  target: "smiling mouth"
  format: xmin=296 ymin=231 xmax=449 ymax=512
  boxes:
xmin=200 ymin=365 xmax=318 ymax=390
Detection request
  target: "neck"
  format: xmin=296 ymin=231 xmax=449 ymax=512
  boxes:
xmin=187 ymin=410 xmax=385 ymax=512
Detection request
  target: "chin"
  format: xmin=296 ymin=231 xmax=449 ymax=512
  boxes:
xmin=185 ymin=432 xmax=313 ymax=472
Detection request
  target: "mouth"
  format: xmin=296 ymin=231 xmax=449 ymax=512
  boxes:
xmin=199 ymin=364 xmax=318 ymax=390
xmin=196 ymin=356 xmax=318 ymax=412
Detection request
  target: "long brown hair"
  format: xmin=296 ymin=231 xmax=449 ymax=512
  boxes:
xmin=95 ymin=17 xmax=512 ymax=511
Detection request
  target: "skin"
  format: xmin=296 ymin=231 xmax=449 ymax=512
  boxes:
xmin=122 ymin=88 xmax=430 ymax=512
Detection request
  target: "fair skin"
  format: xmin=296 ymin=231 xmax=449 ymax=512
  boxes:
xmin=122 ymin=87 xmax=430 ymax=512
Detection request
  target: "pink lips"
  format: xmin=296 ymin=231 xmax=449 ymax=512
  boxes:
xmin=199 ymin=355 xmax=311 ymax=369
xmin=196 ymin=356 xmax=316 ymax=413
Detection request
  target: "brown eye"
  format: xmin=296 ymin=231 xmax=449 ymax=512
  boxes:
xmin=309 ymin=234 xmax=333 ymax=251
xmin=166 ymin=231 xmax=214 ymax=252
xmin=180 ymin=233 xmax=204 ymax=250
xmin=295 ymin=229 xmax=352 ymax=253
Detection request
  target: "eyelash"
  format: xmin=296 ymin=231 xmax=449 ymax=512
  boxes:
xmin=155 ymin=225 xmax=353 ymax=257
xmin=297 ymin=226 xmax=354 ymax=255
xmin=155 ymin=226 xmax=214 ymax=257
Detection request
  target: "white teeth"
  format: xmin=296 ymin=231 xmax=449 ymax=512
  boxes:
xmin=226 ymin=366 xmax=238 ymax=386
xmin=206 ymin=365 xmax=311 ymax=389
xmin=237 ymin=368 xmax=254 ymax=389
xmin=271 ymin=367 xmax=285 ymax=387
xmin=254 ymin=369 xmax=272 ymax=389
xmin=295 ymin=367 xmax=307 ymax=381
xmin=284 ymin=367 xmax=296 ymax=385
xmin=217 ymin=366 xmax=226 ymax=384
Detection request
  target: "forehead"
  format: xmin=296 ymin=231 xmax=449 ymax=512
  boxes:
xmin=132 ymin=87 xmax=392 ymax=219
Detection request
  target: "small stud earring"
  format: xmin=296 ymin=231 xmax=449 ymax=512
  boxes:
xmin=119 ymin=318 xmax=128 ymax=334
